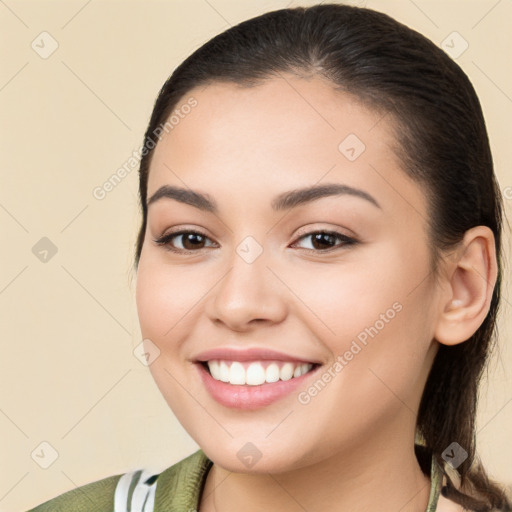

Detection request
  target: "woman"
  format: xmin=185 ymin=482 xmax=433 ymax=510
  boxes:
xmin=26 ymin=3 xmax=511 ymax=511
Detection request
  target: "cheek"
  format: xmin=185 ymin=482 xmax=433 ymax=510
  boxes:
xmin=136 ymin=258 xmax=206 ymax=340
xmin=136 ymin=259 xmax=201 ymax=417
xmin=288 ymin=240 xmax=434 ymax=387
xmin=331 ymin=252 xmax=434 ymax=403
xmin=284 ymin=250 xmax=412 ymax=348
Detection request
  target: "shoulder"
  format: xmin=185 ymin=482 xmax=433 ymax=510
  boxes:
xmin=24 ymin=450 xmax=212 ymax=512
xmin=153 ymin=449 xmax=212 ymax=510
xmin=25 ymin=472 xmax=123 ymax=512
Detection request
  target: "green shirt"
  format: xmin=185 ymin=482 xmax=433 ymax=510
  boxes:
xmin=26 ymin=448 xmax=443 ymax=511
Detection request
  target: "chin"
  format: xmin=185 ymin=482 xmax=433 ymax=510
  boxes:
xmin=198 ymin=436 xmax=319 ymax=475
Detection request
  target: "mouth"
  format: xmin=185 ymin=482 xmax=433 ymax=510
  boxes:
xmin=201 ymin=359 xmax=318 ymax=386
xmin=194 ymin=354 xmax=321 ymax=409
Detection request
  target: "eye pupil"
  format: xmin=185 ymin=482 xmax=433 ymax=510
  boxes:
xmin=312 ymin=233 xmax=336 ymax=250
xmin=183 ymin=233 xmax=205 ymax=250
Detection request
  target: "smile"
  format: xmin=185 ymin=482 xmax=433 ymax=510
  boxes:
xmin=205 ymin=359 xmax=315 ymax=386
xmin=194 ymin=351 xmax=320 ymax=409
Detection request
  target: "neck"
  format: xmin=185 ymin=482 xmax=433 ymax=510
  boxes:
xmin=199 ymin=418 xmax=432 ymax=512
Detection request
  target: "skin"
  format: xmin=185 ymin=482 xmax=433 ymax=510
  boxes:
xmin=135 ymin=74 xmax=496 ymax=511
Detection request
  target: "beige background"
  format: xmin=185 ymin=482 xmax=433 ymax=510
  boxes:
xmin=1 ymin=0 xmax=511 ymax=510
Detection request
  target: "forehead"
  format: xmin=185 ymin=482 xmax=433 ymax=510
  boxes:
xmin=157 ymin=75 xmax=394 ymax=155
xmin=146 ymin=75 xmax=426 ymax=220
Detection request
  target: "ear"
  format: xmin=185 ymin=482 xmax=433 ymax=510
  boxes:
xmin=434 ymin=226 xmax=498 ymax=346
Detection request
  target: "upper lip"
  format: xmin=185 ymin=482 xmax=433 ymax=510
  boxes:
xmin=193 ymin=347 xmax=321 ymax=364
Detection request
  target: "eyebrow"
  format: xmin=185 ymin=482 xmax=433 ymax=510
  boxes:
xmin=146 ymin=183 xmax=381 ymax=213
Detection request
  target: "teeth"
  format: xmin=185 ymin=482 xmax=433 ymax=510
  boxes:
xmin=280 ymin=362 xmax=294 ymax=381
xmin=265 ymin=363 xmax=280 ymax=383
xmin=206 ymin=360 xmax=314 ymax=386
xmin=246 ymin=362 xmax=266 ymax=386
xmin=219 ymin=361 xmax=230 ymax=382
xmin=209 ymin=360 xmax=221 ymax=380
xmin=295 ymin=364 xmax=309 ymax=378
xmin=229 ymin=362 xmax=246 ymax=385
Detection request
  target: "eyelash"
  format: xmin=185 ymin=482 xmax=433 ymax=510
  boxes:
xmin=152 ymin=229 xmax=358 ymax=254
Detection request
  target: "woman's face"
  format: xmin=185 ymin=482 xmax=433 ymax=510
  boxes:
xmin=136 ymin=75 xmax=443 ymax=472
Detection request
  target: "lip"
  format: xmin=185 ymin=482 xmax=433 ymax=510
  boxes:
xmin=193 ymin=347 xmax=322 ymax=365
xmin=195 ymin=359 xmax=321 ymax=410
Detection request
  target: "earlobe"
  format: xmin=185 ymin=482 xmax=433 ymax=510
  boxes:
xmin=434 ymin=226 xmax=497 ymax=346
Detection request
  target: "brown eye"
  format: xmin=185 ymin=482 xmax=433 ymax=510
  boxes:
xmin=292 ymin=231 xmax=357 ymax=252
xmin=153 ymin=230 xmax=217 ymax=253
xmin=180 ymin=232 xmax=207 ymax=250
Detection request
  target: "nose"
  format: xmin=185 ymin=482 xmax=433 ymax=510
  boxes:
xmin=204 ymin=243 xmax=288 ymax=332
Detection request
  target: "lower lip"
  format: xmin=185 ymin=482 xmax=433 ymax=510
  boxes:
xmin=196 ymin=363 xmax=319 ymax=410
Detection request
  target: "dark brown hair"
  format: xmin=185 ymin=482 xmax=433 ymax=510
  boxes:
xmin=133 ymin=4 xmax=510 ymax=510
